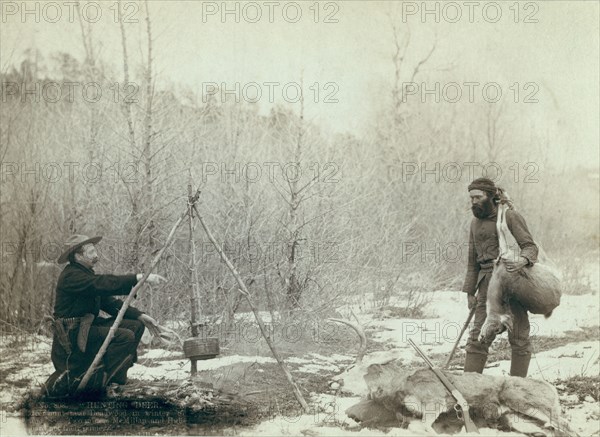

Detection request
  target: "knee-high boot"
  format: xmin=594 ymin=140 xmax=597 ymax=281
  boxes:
xmin=464 ymin=352 xmax=487 ymax=373
xmin=509 ymin=352 xmax=531 ymax=377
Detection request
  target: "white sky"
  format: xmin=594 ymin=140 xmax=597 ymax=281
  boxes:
xmin=1 ymin=1 xmax=598 ymax=168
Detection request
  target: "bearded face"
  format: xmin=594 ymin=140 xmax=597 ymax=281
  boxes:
xmin=75 ymin=243 xmax=100 ymax=268
xmin=470 ymin=190 xmax=496 ymax=219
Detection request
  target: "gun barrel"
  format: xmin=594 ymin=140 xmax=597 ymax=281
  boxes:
xmin=408 ymin=339 xmax=434 ymax=367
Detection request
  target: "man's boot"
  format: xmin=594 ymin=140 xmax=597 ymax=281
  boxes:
xmin=110 ymin=366 xmax=129 ymax=385
xmin=464 ymin=352 xmax=487 ymax=373
xmin=107 ymin=355 xmax=134 ymax=385
xmin=510 ymin=352 xmax=531 ymax=377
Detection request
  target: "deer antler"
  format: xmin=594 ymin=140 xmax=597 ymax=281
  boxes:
xmin=328 ymin=317 xmax=367 ymax=364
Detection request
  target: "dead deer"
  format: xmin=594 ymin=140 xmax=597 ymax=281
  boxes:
xmin=480 ymin=258 xmax=562 ymax=343
xmin=480 ymin=202 xmax=562 ymax=343
xmin=347 ymin=361 xmax=579 ymax=436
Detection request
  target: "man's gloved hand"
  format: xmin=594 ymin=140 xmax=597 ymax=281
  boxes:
xmin=505 ymin=256 xmax=529 ymax=273
xmin=138 ymin=314 xmax=161 ymax=337
xmin=136 ymin=273 xmax=167 ymax=285
xmin=468 ymin=294 xmax=477 ymax=310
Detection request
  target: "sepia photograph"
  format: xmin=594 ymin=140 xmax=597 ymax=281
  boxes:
xmin=0 ymin=1 xmax=598 ymax=436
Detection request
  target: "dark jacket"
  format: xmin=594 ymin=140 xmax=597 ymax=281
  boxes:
xmin=53 ymin=262 xmax=143 ymax=320
xmin=462 ymin=208 xmax=538 ymax=295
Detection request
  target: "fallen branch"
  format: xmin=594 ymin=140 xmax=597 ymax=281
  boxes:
xmin=192 ymin=203 xmax=310 ymax=413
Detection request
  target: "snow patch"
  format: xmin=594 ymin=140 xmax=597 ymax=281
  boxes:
xmin=130 ymin=354 xmax=277 ymax=381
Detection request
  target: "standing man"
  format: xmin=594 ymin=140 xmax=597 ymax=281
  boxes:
xmin=50 ymin=234 xmax=166 ymax=390
xmin=462 ymin=178 xmax=538 ymax=377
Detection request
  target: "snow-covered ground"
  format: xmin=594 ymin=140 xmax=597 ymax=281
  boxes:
xmin=238 ymin=291 xmax=599 ymax=436
xmin=1 ymin=291 xmax=598 ymax=436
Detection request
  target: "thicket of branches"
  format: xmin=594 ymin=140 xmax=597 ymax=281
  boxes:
xmin=1 ymin=9 xmax=597 ymax=334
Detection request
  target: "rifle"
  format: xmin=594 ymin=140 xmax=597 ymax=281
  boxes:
xmin=408 ymin=338 xmax=479 ymax=434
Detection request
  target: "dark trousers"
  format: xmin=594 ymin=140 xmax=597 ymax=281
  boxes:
xmin=51 ymin=317 xmax=145 ymax=377
xmin=87 ymin=317 xmax=145 ymax=373
xmin=466 ymin=273 xmax=532 ymax=356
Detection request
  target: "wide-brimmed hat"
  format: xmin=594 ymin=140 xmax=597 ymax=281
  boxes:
xmin=57 ymin=234 xmax=102 ymax=264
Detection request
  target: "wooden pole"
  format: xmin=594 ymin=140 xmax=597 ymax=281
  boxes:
xmin=187 ymin=182 xmax=202 ymax=375
xmin=192 ymin=204 xmax=309 ymax=412
xmin=444 ymin=306 xmax=476 ymax=369
xmin=76 ymin=208 xmax=189 ymax=393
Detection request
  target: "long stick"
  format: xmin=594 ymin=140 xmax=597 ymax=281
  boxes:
xmin=443 ymin=306 xmax=476 ymax=369
xmin=192 ymin=204 xmax=310 ymax=413
xmin=76 ymin=209 xmax=189 ymax=393
xmin=187 ymin=182 xmax=201 ymax=375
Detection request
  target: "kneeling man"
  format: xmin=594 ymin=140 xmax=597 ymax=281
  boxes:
xmin=50 ymin=234 xmax=165 ymax=388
